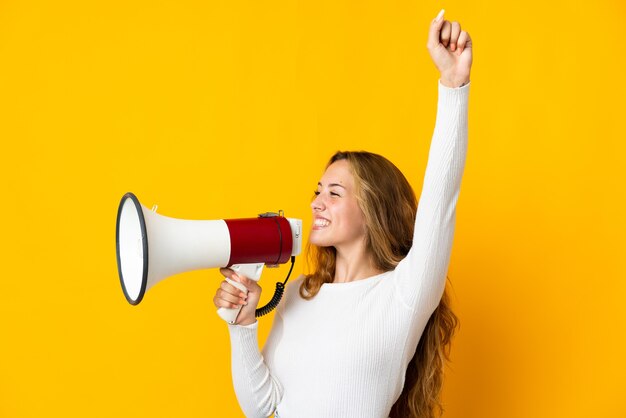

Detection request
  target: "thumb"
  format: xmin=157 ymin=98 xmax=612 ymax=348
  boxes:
xmin=427 ymin=9 xmax=445 ymax=50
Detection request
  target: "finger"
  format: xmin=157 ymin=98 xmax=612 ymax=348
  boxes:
xmin=221 ymin=268 xmax=251 ymax=283
xmin=426 ymin=9 xmax=445 ymax=50
xmin=440 ymin=20 xmax=451 ymax=47
xmin=220 ymin=280 xmax=248 ymax=298
xmin=232 ymin=272 xmax=255 ymax=286
xmin=218 ymin=288 xmax=247 ymax=306
xmin=213 ymin=294 xmax=244 ymax=309
xmin=463 ymin=32 xmax=473 ymax=50
xmin=457 ymin=30 xmax=469 ymax=52
xmin=219 ymin=267 xmax=235 ymax=278
xmin=449 ymin=21 xmax=461 ymax=51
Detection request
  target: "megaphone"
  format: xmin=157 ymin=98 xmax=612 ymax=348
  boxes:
xmin=115 ymin=192 xmax=302 ymax=324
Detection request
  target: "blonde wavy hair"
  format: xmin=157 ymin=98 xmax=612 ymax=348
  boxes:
xmin=300 ymin=150 xmax=459 ymax=418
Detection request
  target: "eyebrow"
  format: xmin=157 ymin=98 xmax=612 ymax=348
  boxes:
xmin=318 ymin=182 xmax=346 ymax=189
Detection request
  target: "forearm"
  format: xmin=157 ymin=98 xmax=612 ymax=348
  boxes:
xmin=227 ymin=321 xmax=283 ymax=418
xmin=425 ymin=80 xmax=470 ymax=203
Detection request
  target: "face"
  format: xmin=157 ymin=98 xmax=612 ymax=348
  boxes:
xmin=309 ymin=160 xmax=367 ymax=248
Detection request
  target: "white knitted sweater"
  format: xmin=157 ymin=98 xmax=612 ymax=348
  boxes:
xmin=226 ymin=79 xmax=470 ymax=418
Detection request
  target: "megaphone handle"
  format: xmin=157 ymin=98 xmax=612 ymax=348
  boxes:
xmin=230 ymin=263 xmax=264 ymax=281
xmin=216 ymin=277 xmax=248 ymax=324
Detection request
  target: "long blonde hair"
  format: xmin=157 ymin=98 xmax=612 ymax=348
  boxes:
xmin=300 ymin=151 xmax=459 ymax=418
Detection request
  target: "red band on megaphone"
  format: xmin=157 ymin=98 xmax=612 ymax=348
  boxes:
xmin=225 ymin=216 xmax=293 ymax=266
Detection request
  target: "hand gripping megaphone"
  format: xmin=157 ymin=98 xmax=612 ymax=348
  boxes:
xmin=115 ymin=192 xmax=302 ymax=324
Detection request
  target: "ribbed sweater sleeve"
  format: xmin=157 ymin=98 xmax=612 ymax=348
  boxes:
xmin=393 ymin=79 xmax=470 ymax=312
xmin=226 ymin=320 xmax=283 ymax=418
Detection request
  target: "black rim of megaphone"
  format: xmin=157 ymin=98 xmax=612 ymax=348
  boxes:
xmin=115 ymin=192 xmax=149 ymax=305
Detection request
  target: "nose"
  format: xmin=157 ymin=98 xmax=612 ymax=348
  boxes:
xmin=311 ymin=194 xmax=324 ymax=212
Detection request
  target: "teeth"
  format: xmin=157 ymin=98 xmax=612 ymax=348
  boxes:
xmin=314 ymin=219 xmax=330 ymax=227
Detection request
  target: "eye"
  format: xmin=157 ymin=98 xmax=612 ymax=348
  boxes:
xmin=313 ymin=191 xmax=320 ymax=196
xmin=330 ymin=192 xmax=339 ymax=197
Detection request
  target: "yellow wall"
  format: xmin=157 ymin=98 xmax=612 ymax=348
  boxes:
xmin=1 ymin=1 xmax=624 ymax=417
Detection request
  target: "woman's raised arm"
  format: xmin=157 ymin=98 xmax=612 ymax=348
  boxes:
xmin=392 ymin=10 xmax=472 ymax=313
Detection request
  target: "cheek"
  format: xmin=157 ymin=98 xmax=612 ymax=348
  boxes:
xmin=340 ymin=202 xmax=366 ymax=235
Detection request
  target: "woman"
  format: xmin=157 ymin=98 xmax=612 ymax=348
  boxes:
xmin=213 ymin=9 xmax=472 ymax=418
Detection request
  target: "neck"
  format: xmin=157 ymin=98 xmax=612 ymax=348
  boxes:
xmin=333 ymin=240 xmax=384 ymax=283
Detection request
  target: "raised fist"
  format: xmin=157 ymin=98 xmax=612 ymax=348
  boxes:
xmin=427 ymin=9 xmax=473 ymax=88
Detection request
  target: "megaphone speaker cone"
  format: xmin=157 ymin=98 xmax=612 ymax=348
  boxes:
xmin=116 ymin=192 xmax=149 ymax=305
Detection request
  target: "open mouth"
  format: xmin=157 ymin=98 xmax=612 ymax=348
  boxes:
xmin=313 ymin=218 xmax=331 ymax=229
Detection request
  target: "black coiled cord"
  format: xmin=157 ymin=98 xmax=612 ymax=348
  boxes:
xmin=255 ymin=256 xmax=296 ymax=318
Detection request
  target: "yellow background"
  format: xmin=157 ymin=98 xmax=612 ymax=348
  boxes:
xmin=1 ymin=1 xmax=624 ymax=417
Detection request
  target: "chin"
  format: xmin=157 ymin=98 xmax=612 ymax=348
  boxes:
xmin=309 ymin=231 xmax=333 ymax=247
xmin=309 ymin=238 xmax=330 ymax=247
